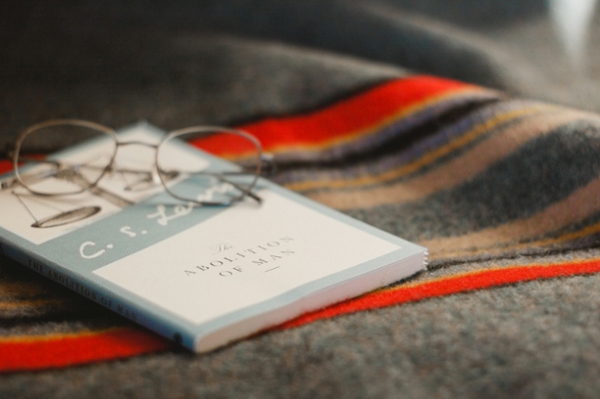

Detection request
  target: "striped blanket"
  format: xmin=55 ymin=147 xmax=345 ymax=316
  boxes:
xmin=3 ymin=75 xmax=600 ymax=396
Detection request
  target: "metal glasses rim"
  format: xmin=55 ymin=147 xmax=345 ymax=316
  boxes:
xmin=12 ymin=119 xmax=264 ymax=205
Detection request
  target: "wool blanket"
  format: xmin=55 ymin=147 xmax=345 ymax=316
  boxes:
xmin=3 ymin=1 xmax=600 ymax=398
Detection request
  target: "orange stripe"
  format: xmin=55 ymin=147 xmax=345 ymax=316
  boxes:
xmin=0 ymin=160 xmax=10 ymax=174
xmin=278 ymin=258 xmax=600 ymax=329
xmin=192 ymin=76 xmax=479 ymax=156
xmin=3 ymin=258 xmax=599 ymax=372
xmin=0 ymin=327 xmax=169 ymax=372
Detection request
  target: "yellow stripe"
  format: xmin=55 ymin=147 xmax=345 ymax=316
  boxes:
xmin=433 ymin=220 xmax=600 ymax=260
xmin=0 ymin=282 xmax=48 ymax=299
xmin=499 ymin=221 xmax=600 ymax=254
xmin=0 ymin=298 xmax=67 ymax=310
xmin=0 ymin=327 xmax=126 ymax=343
xmin=286 ymin=105 xmax=549 ymax=192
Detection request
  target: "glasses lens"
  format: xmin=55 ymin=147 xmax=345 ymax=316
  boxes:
xmin=16 ymin=121 xmax=117 ymax=195
xmin=157 ymin=127 xmax=262 ymax=205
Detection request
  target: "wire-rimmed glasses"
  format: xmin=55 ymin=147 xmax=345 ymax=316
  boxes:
xmin=1 ymin=119 xmax=269 ymax=208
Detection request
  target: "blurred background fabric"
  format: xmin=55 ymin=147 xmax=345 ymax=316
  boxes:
xmin=2 ymin=0 xmax=600 ymax=142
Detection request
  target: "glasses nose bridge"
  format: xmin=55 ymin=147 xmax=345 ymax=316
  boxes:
xmin=115 ymin=140 xmax=160 ymax=150
xmin=110 ymin=139 xmax=161 ymax=176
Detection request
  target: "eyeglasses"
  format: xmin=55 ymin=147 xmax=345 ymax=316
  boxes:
xmin=1 ymin=119 xmax=272 ymax=208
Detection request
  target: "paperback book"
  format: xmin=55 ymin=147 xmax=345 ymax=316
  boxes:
xmin=0 ymin=122 xmax=427 ymax=352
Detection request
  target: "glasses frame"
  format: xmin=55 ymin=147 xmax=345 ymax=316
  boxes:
xmin=9 ymin=119 xmax=265 ymax=206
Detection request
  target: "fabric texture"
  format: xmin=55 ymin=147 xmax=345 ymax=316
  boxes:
xmin=3 ymin=1 xmax=600 ymax=398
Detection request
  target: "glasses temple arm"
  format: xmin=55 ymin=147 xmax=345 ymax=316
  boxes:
xmin=212 ymin=173 xmax=262 ymax=203
xmin=179 ymin=170 xmax=262 ymax=204
xmin=219 ymin=154 xmax=276 ymax=177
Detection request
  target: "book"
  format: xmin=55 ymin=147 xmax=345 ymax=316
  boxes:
xmin=0 ymin=121 xmax=427 ymax=353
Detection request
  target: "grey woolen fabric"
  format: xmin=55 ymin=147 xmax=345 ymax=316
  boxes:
xmin=3 ymin=1 xmax=600 ymax=398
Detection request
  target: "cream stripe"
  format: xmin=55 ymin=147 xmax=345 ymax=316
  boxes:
xmin=423 ymin=174 xmax=600 ymax=259
xmin=432 ymin=221 xmax=600 ymax=261
xmin=307 ymin=110 xmax=584 ymax=209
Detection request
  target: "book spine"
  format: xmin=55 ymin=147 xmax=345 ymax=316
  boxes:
xmin=0 ymin=235 xmax=187 ymax=348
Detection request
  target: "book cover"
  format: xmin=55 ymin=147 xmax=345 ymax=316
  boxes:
xmin=0 ymin=122 xmax=427 ymax=352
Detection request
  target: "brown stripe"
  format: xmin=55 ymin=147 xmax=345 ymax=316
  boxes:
xmin=422 ymin=174 xmax=600 ymax=260
xmin=307 ymin=110 xmax=591 ymax=210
